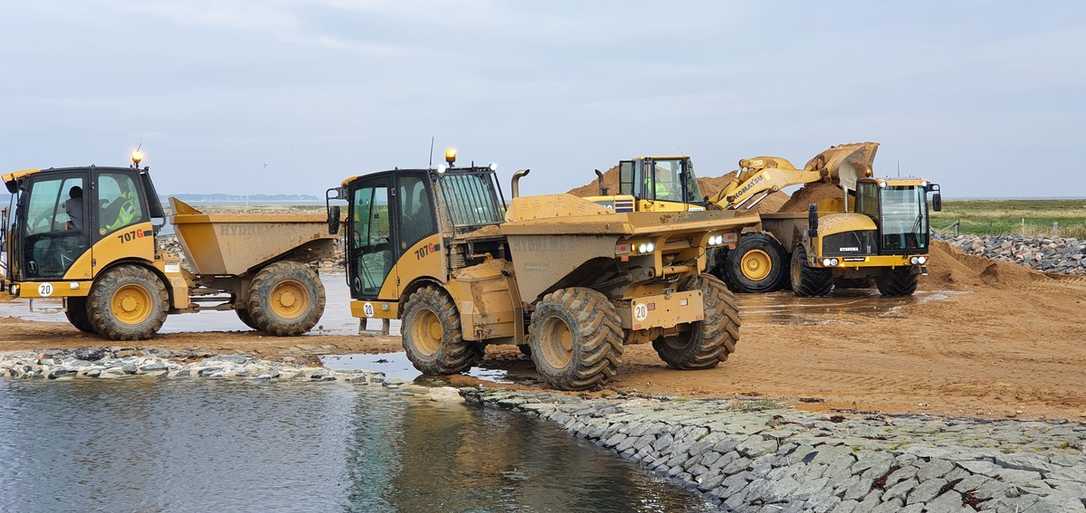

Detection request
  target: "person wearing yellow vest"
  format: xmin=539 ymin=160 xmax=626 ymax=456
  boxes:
xmin=101 ymin=179 xmax=140 ymax=235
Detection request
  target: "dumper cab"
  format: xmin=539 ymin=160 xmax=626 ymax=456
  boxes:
xmin=1 ymin=165 xmax=165 ymax=298
xmin=584 ymin=155 xmax=705 ymax=213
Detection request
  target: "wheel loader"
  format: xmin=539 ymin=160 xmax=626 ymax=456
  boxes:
xmin=327 ymin=149 xmax=760 ymax=390
xmin=582 ymin=143 xmax=943 ymax=297
xmin=0 ymin=153 xmax=335 ymax=340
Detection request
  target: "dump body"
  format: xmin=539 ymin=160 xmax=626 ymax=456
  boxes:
xmin=170 ymin=198 xmax=335 ymax=276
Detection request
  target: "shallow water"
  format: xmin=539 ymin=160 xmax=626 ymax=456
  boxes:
xmin=0 ymin=379 xmax=714 ymax=513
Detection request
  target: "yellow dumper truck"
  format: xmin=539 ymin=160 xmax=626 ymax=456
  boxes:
xmin=327 ymin=150 xmax=760 ymax=390
xmin=1 ymin=156 xmax=335 ymax=340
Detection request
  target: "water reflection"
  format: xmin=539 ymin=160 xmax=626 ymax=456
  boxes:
xmin=0 ymin=379 xmax=713 ymax=513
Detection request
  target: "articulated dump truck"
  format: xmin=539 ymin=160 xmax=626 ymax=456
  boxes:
xmin=328 ymin=152 xmax=761 ymax=390
xmin=1 ymin=162 xmax=335 ymax=340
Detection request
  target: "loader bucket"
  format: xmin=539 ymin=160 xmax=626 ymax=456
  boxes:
xmin=169 ymin=198 xmax=336 ymax=276
xmin=803 ymin=142 xmax=879 ymax=191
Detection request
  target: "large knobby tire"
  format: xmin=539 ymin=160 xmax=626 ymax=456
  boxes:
xmin=790 ymin=246 xmax=834 ymax=297
xmin=246 ymin=261 xmax=325 ymax=336
xmin=401 ymin=286 xmax=483 ymax=374
xmin=87 ymin=265 xmax=169 ymax=340
xmin=722 ymin=233 xmax=787 ymax=293
xmin=235 ymin=308 xmax=260 ymax=331
xmin=64 ymin=297 xmax=96 ymax=334
xmin=528 ymin=287 xmax=623 ymax=391
xmin=652 ymin=274 xmax=740 ymax=369
xmin=876 ymin=268 xmax=919 ymax=297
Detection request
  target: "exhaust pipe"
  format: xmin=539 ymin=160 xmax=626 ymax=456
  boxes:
xmin=511 ymin=169 xmax=531 ymax=198
xmin=594 ymin=169 xmax=608 ymax=195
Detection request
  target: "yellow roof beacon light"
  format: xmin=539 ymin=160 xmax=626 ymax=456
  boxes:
xmin=444 ymin=147 xmax=457 ymax=166
xmin=131 ymin=148 xmax=145 ymax=168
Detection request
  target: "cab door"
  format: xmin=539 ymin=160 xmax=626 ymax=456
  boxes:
xmin=17 ymin=171 xmax=91 ymax=281
xmin=347 ymin=176 xmax=397 ymax=300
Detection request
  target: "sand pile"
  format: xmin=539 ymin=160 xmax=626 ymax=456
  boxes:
xmin=923 ymin=240 xmax=1045 ymax=289
xmin=778 ymin=182 xmax=842 ymax=212
xmin=567 ymin=167 xmax=788 ymax=213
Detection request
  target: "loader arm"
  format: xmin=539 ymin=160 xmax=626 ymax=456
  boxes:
xmin=709 ymin=160 xmax=821 ymax=211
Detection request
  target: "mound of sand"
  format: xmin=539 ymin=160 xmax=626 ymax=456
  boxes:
xmin=778 ymin=182 xmax=842 ymax=212
xmin=923 ymin=240 xmax=1045 ymax=289
xmin=567 ymin=167 xmax=788 ymax=214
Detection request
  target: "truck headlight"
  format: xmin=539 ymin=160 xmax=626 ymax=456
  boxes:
xmin=707 ymin=234 xmax=724 ymax=246
xmin=637 ymin=242 xmax=655 ymax=254
xmin=910 ymin=256 xmax=928 ymax=265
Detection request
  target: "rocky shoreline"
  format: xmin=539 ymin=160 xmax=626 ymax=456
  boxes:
xmin=0 ymin=348 xmax=383 ymax=384
xmin=940 ymin=234 xmax=1086 ymax=275
xmin=463 ymin=388 xmax=1086 ymax=513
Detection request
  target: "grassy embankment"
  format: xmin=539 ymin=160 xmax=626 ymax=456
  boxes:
xmin=932 ymin=199 xmax=1086 ymax=238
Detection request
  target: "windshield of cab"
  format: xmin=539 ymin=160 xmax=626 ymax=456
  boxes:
xmin=879 ymin=186 xmax=928 ymax=252
xmin=644 ymin=159 xmax=702 ymax=203
xmin=438 ymin=171 xmax=504 ymax=227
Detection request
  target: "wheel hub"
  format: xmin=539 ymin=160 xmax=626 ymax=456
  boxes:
xmin=111 ymin=284 xmax=152 ymax=325
xmin=411 ymin=309 xmax=443 ymax=356
xmin=538 ymin=317 xmax=574 ymax=369
xmin=740 ymin=249 xmax=773 ymax=281
xmin=270 ymin=280 xmax=308 ymax=320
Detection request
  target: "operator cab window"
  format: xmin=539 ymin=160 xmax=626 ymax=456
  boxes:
xmin=97 ymin=173 xmax=147 ymax=237
xmin=351 ymin=185 xmax=393 ymax=297
xmin=397 ymin=175 xmax=437 ymax=251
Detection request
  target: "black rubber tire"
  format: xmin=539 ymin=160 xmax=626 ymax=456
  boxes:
xmin=402 ymin=286 xmax=484 ymax=374
xmin=721 ymin=233 xmax=787 ymax=293
xmin=528 ymin=287 xmax=623 ymax=391
xmin=235 ymin=308 xmax=260 ymax=331
xmin=246 ymin=261 xmax=325 ymax=336
xmin=87 ymin=265 xmax=169 ymax=341
xmin=64 ymin=297 xmax=96 ymax=334
xmin=876 ymin=268 xmax=919 ymax=297
xmin=790 ymin=246 xmax=834 ymax=297
xmin=652 ymin=274 xmax=740 ymax=369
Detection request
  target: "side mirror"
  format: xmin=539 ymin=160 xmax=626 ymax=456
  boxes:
xmin=807 ymin=203 xmax=818 ymax=238
xmin=932 ymin=192 xmax=942 ymax=212
xmin=327 ymin=205 xmax=341 ymax=235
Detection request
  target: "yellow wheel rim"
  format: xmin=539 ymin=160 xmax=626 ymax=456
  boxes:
xmin=740 ymin=249 xmax=773 ymax=281
xmin=111 ymin=284 xmax=153 ymax=325
xmin=539 ymin=317 xmax=574 ymax=369
xmin=410 ymin=309 xmax=444 ymax=356
xmin=270 ymin=280 xmax=310 ymax=320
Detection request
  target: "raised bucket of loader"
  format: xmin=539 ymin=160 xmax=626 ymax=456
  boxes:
xmin=169 ymin=198 xmax=336 ymax=276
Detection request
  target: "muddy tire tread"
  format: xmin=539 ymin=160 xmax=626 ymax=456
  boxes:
xmin=876 ymin=268 xmax=919 ymax=297
xmin=529 ymin=287 xmax=623 ymax=391
xmin=790 ymin=246 xmax=834 ymax=297
xmin=64 ymin=297 xmax=96 ymax=334
xmin=246 ymin=261 xmax=326 ymax=336
xmin=652 ymin=274 xmax=739 ymax=370
xmin=87 ymin=265 xmax=168 ymax=341
xmin=402 ymin=286 xmax=483 ymax=374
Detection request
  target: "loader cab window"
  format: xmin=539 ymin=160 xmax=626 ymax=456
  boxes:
xmin=350 ymin=182 xmax=394 ymax=298
xmin=619 ymin=161 xmax=636 ymax=196
xmin=20 ymin=174 xmax=89 ymax=279
xmin=397 ymin=175 xmax=437 ymax=251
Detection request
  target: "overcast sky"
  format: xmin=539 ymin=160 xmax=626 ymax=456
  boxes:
xmin=1 ymin=1 xmax=1083 ymax=198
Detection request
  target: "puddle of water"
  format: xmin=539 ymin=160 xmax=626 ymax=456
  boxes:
xmin=323 ymin=351 xmax=532 ymax=386
xmin=0 ymin=378 xmax=714 ymax=513
xmin=738 ymin=289 xmax=961 ymax=325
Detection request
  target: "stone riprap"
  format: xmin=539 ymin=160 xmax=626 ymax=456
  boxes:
xmin=464 ymin=389 xmax=1086 ymax=513
xmin=940 ymin=234 xmax=1086 ymax=275
xmin=0 ymin=348 xmax=384 ymax=384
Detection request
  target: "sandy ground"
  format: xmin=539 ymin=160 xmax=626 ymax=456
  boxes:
xmin=2 ymin=242 xmax=1085 ymax=420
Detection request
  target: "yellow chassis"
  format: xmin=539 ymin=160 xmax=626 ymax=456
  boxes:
xmin=810 ymin=254 xmax=927 ymax=270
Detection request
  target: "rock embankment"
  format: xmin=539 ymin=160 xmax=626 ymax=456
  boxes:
xmin=464 ymin=389 xmax=1086 ymax=513
xmin=941 ymin=234 xmax=1086 ymax=275
xmin=0 ymin=348 xmax=383 ymax=383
